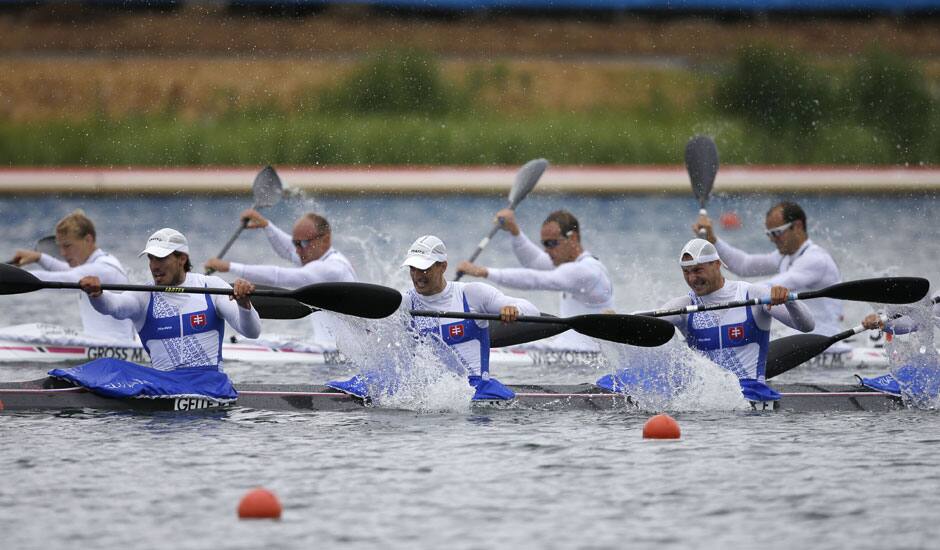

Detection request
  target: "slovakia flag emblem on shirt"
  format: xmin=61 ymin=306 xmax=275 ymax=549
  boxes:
xmin=449 ymin=325 xmax=464 ymax=338
xmin=190 ymin=313 xmax=207 ymax=328
xmin=727 ymin=325 xmax=745 ymax=341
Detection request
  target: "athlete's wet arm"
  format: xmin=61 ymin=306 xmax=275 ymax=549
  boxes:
xmin=207 ymin=278 xmax=262 ymax=338
xmin=37 ymin=254 xmax=69 ymax=272
xmin=487 ymin=261 xmax=592 ymax=294
xmin=754 ymin=286 xmax=815 ymax=332
xmin=510 ymin=233 xmax=555 ymax=270
xmin=29 ymin=263 xmax=123 ymax=284
xmin=228 ymin=261 xmax=341 ymax=288
xmin=264 ymin=222 xmax=303 ymax=265
xmin=89 ymin=291 xmax=148 ymax=327
xmin=467 ymin=282 xmax=539 ymax=317
xmin=713 ymin=239 xmax=780 ymax=277
xmin=877 ymin=295 xmax=940 ymax=335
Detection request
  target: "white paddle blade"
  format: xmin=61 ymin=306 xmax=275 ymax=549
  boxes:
xmin=508 ymin=158 xmax=549 ymax=206
xmin=252 ymin=166 xmax=284 ymax=209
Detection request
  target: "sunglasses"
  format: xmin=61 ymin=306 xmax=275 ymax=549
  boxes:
xmin=542 ymin=230 xmax=574 ymax=249
xmin=764 ymin=221 xmax=794 ymax=239
xmin=292 ymin=234 xmax=324 ymax=248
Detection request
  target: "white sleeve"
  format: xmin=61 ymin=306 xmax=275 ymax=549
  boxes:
xmin=487 ymin=260 xmax=595 ymax=294
xmin=264 ymin=223 xmax=302 ymax=265
xmin=228 ymin=261 xmax=343 ymax=288
xmin=510 ymin=233 xmax=555 ymax=270
xmin=29 ymin=261 xmax=125 ymax=284
xmin=90 ymin=291 xmax=148 ymax=328
xmin=37 ymin=254 xmax=70 ymax=272
xmin=750 ymin=285 xmax=815 ymax=332
xmin=464 ymin=282 xmax=540 ymax=316
xmin=714 ymin=239 xmax=782 ymax=277
xmin=206 ymin=276 xmax=262 ymax=339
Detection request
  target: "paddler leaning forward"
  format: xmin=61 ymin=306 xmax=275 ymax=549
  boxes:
xmin=327 ymin=235 xmax=540 ymax=401
xmin=49 ymin=228 xmax=262 ymax=403
xmin=601 ymin=238 xmax=815 ymax=403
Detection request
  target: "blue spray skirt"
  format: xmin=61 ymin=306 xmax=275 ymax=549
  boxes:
xmin=597 ymin=369 xmax=780 ymax=402
xmin=859 ymin=363 xmax=940 ymax=402
xmin=326 ymin=372 xmax=515 ymax=401
xmin=49 ymin=358 xmax=237 ymax=403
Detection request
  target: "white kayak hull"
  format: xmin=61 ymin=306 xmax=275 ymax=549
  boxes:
xmin=0 ymin=323 xmax=908 ymax=370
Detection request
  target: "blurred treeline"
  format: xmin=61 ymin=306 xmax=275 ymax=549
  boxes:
xmin=0 ymin=46 xmax=937 ymax=165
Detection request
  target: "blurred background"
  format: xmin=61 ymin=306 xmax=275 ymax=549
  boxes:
xmin=0 ymin=0 xmax=938 ymax=166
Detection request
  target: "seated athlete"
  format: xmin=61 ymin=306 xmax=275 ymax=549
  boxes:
xmin=51 ymin=228 xmax=262 ymax=403
xmin=600 ymin=238 xmax=814 ymax=403
xmin=328 ymin=235 xmax=539 ymax=401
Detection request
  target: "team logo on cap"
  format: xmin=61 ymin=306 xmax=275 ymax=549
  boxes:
xmin=449 ymin=325 xmax=464 ymax=338
xmin=190 ymin=313 xmax=207 ymax=328
xmin=726 ymin=325 xmax=745 ymax=341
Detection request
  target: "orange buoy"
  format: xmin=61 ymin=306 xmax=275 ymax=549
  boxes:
xmin=643 ymin=414 xmax=681 ymax=439
xmin=0 ymin=399 xmax=4 ymax=411
xmin=238 ymin=488 xmax=282 ymax=519
xmin=719 ymin=211 xmax=742 ymax=229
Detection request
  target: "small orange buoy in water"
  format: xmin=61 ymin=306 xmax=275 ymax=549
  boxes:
xmin=643 ymin=414 xmax=681 ymax=439
xmin=238 ymin=488 xmax=282 ymax=519
xmin=720 ymin=211 xmax=742 ymax=229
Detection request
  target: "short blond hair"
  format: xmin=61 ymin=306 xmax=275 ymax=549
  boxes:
xmin=55 ymin=209 xmax=96 ymax=241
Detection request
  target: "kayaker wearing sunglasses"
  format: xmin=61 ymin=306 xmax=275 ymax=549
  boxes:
xmin=203 ymin=209 xmax=357 ymax=347
xmin=693 ymin=201 xmax=846 ymax=353
xmin=457 ymin=209 xmax=613 ymax=350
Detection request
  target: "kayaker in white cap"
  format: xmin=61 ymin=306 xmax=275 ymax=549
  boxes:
xmin=10 ymin=209 xmax=136 ymax=343
xmin=656 ymin=238 xmax=814 ymax=401
xmin=456 ymin=209 xmax=613 ymax=350
xmin=76 ymin=228 xmax=261 ymax=377
xmin=328 ymin=234 xmax=539 ymax=401
xmin=694 ymin=201 xmax=846 ymax=352
xmin=203 ymin=210 xmax=357 ymax=347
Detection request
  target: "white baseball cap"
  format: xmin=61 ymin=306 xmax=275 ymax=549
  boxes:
xmin=679 ymin=238 xmax=721 ymax=267
xmin=139 ymin=228 xmax=190 ymax=258
xmin=401 ymin=235 xmax=447 ymax=270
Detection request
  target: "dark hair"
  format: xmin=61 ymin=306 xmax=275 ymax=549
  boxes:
xmin=173 ymin=251 xmax=192 ymax=272
xmin=769 ymin=201 xmax=806 ymax=230
xmin=543 ymin=210 xmax=580 ymax=236
xmin=303 ymin=213 xmax=331 ymax=235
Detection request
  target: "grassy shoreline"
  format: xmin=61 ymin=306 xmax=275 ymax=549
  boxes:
xmin=3 ymin=111 xmax=935 ymax=166
xmin=1 ymin=47 xmax=937 ymax=166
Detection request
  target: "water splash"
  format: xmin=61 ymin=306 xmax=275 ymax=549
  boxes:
xmin=884 ymin=298 xmax=940 ymax=409
xmin=330 ymin=308 xmax=474 ymax=413
xmin=597 ymin=338 xmax=746 ymax=412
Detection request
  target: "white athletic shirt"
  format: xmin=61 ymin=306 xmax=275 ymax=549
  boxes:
xmin=227 ymin=222 xmax=358 ymax=347
xmin=659 ymin=280 xmax=814 ymax=379
xmin=407 ymin=280 xmax=539 ymax=376
xmin=715 ymin=238 xmax=846 ymax=352
xmin=486 ymin=232 xmax=614 ymax=349
xmin=89 ymin=272 xmax=261 ymax=371
xmin=29 ymin=249 xmax=137 ymax=343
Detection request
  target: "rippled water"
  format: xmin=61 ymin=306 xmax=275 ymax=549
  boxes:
xmin=1 ymin=190 xmax=938 ymax=549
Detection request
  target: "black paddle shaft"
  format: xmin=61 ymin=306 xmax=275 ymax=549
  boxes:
xmin=411 ymin=310 xmax=675 ymax=347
